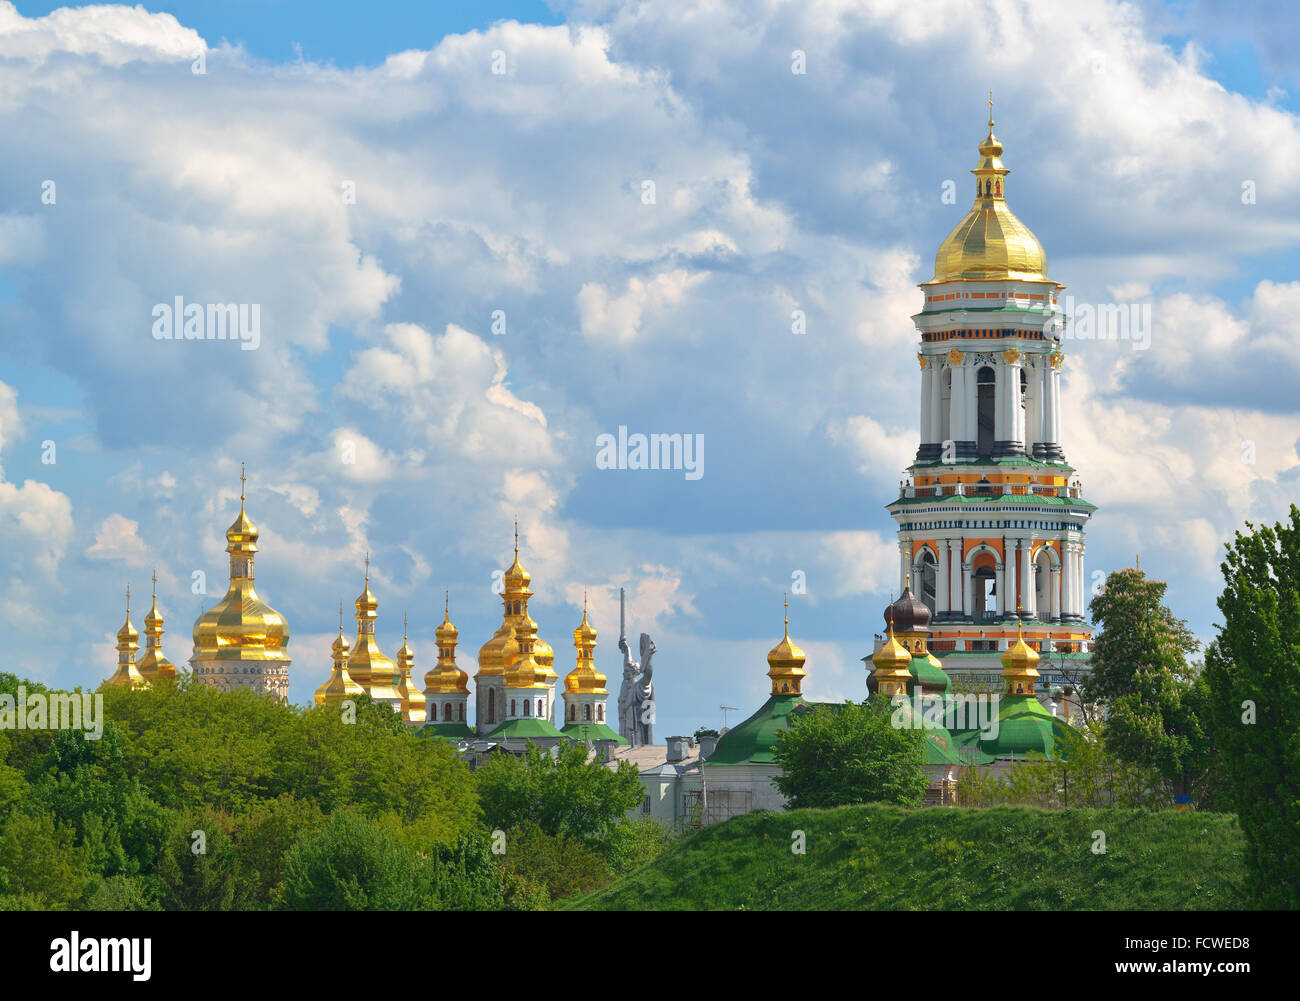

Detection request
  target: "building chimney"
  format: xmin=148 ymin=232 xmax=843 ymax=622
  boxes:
xmin=665 ymin=735 xmax=686 ymax=763
xmin=698 ymin=734 xmax=718 ymax=759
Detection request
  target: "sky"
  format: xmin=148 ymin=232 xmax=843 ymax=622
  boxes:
xmin=1 ymin=0 xmax=1299 ymax=738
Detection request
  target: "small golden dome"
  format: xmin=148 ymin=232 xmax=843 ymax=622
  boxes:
xmin=929 ymin=106 xmax=1048 ymax=284
xmin=1001 ymin=613 xmax=1040 ymax=694
xmin=316 ymin=604 xmax=365 ymax=707
xmin=426 ymin=595 xmax=470 ymax=696
xmin=565 ymin=598 xmax=607 ymax=694
xmin=766 ymin=595 xmax=807 ymax=696
xmin=504 ymin=615 xmax=549 ymax=689
xmin=103 ymin=587 xmax=147 ymax=689
xmin=138 ymin=571 xmax=175 ymax=683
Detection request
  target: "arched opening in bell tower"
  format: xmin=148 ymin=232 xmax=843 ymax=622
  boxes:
xmin=919 ymin=548 xmax=937 ymax=614
xmin=976 ymin=365 xmax=995 ymax=458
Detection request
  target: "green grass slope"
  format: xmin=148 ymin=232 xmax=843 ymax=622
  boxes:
xmin=570 ymin=805 xmax=1248 ymax=910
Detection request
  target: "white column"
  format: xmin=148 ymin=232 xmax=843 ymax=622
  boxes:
xmin=1076 ymin=545 xmax=1087 ymax=618
xmin=962 ymin=558 xmax=974 ymax=620
xmin=1043 ymin=365 xmax=1061 ymax=451
xmin=993 ymin=363 xmax=1007 ymax=443
xmin=1060 ymin=543 xmax=1073 ymax=618
xmin=920 ymin=364 xmax=934 ymax=444
xmin=948 ymin=539 xmax=962 ymax=616
xmin=963 ymin=365 xmax=976 ymax=445
xmin=1024 ymin=543 xmax=1038 ymax=619
xmin=1008 ymin=360 xmax=1024 ymax=450
xmin=995 ymin=559 xmax=1006 ymax=617
xmin=948 ymin=364 xmax=965 ymax=444
xmin=1024 ymin=360 xmax=1040 ymax=453
xmin=936 ymin=542 xmax=950 ymax=614
xmin=1049 ymin=561 xmax=1061 ymax=621
xmin=930 ymin=370 xmax=945 ymax=448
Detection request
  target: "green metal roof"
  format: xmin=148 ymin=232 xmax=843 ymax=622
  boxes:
xmin=559 ymin=721 xmax=626 ymax=744
xmin=702 ymin=694 xmax=805 ymax=767
xmin=978 ymin=694 xmax=1076 ymax=760
xmin=484 ymin=718 xmax=566 ymax=740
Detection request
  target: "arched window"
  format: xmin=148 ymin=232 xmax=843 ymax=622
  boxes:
xmin=444 ymin=702 xmax=452 ymax=721
xmin=597 ymin=704 xmax=604 ymax=722
xmin=488 ymin=688 xmax=496 ymax=723
xmin=537 ymin=699 xmax=544 ymax=717
xmin=568 ymin=704 xmax=575 ymax=721
xmin=977 ymin=365 xmax=995 ymax=458
xmin=584 ymin=704 xmax=591 ymax=721
xmin=511 ymin=699 xmax=517 ymax=717
xmin=458 ymin=702 xmax=465 ymax=721
xmin=524 ymin=699 xmax=531 ymax=716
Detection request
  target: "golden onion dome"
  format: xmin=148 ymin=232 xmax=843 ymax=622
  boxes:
xmin=102 ymin=587 xmax=147 ymax=689
xmin=138 ymin=572 xmax=175 ymax=683
xmin=345 ymin=557 xmax=399 ymax=698
xmin=426 ymin=597 xmax=470 ymax=696
xmin=565 ymin=600 xmax=607 ymax=694
xmin=117 ymin=613 xmax=139 ymax=646
xmin=315 ymin=605 xmax=364 ymax=707
xmin=504 ymin=615 xmax=550 ymax=689
xmin=395 ymin=614 xmax=426 ymax=723
xmin=190 ymin=467 xmax=291 ymax=668
xmin=766 ymin=595 xmax=807 ymax=696
xmin=476 ymin=623 xmax=511 ymax=677
xmin=870 ymin=602 xmax=914 ymax=697
xmin=1001 ymin=613 xmax=1041 ymax=694
xmin=929 ymin=105 xmax=1047 ymax=284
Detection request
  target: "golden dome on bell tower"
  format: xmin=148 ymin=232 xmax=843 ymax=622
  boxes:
xmin=928 ymin=95 xmax=1048 ymax=284
xmin=190 ymin=464 xmax=292 ymax=703
xmin=137 ymin=570 xmax=175 ymax=684
xmin=766 ymin=594 xmax=807 ymax=696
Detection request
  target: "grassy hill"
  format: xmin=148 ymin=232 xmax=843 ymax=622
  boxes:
xmin=570 ymin=805 xmax=1249 ymax=910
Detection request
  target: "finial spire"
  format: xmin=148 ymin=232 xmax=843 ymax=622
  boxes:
xmin=240 ymin=461 xmax=246 ymax=503
xmin=783 ymin=590 xmax=790 ymax=638
xmin=445 ymin=588 xmax=450 ymax=617
xmin=403 ymin=611 xmax=408 ymax=642
xmin=513 ymin=517 xmax=519 ymax=558
xmin=125 ymin=583 xmax=131 ymax=613
xmin=988 ymin=89 xmax=994 ymax=129
xmin=364 ymin=550 xmax=370 ymax=582
xmin=151 ymin=568 xmax=158 ymax=597
xmin=338 ymin=601 xmax=344 ymax=633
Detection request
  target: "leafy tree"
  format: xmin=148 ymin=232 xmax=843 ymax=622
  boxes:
xmin=0 ymin=812 xmax=91 ymax=908
xmin=773 ymin=700 xmax=928 ymax=808
xmin=476 ymin=741 xmax=642 ymax=850
xmin=1203 ymin=506 xmax=1300 ymax=908
xmin=279 ymin=810 xmax=428 ymax=910
xmin=496 ymin=819 xmax=613 ymax=903
xmin=1084 ymin=567 xmax=1220 ymax=808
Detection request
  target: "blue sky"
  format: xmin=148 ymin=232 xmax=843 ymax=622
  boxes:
xmin=1 ymin=0 xmax=1298 ymax=738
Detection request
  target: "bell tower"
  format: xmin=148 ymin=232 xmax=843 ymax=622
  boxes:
xmin=886 ymin=102 xmax=1096 ymax=691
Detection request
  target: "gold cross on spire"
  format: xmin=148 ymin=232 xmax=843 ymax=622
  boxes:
xmin=240 ymin=461 xmax=246 ymax=502
xmin=151 ymin=568 xmax=157 ymax=596
xmin=338 ymin=601 xmax=343 ymax=632
xmin=364 ymin=550 xmax=370 ymax=582
xmin=403 ymin=611 xmax=408 ymax=641
xmin=783 ymin=590 xmax=790 ymax=637
xmin=125 ymin=583 xmax=131 ymax=613
xmin=513 ymin=517 xmax=519 ymax=558
xmin=445 ymin=588 xmax=450 ymax=617
xmin=988 ymin=89 xmax=994 ymax=128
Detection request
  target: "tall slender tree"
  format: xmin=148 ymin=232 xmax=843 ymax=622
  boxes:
xmin=1204 ymin=506 xmax=1300 ymax=908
